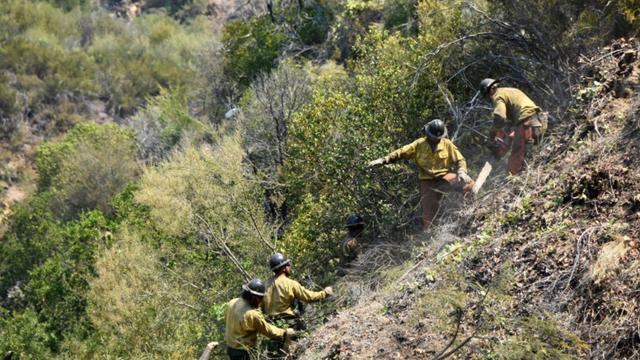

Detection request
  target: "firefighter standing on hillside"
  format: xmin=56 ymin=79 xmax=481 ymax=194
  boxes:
xmin=480 ymin=78 xmax=548 ymax=175
xmin=262 ymin=253 xmax=332 ymax=328
xmin=262 ymin=253 xmax=332 ymax=357
xmin=224 ymin=278 xmax=295 ymax=360
xmin=367 ymin=119 xmax=474 ymax=230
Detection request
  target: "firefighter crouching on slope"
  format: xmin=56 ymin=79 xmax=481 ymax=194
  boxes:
xmin=337 ymin=213 xmax=365 ymax=276
xmin=367 ymin=119 xmax=474 ymax=230
xmin=480 ymin=78 xmax=549 ymax=175
xmin=224 ymin=278 xmax=295 ymax=360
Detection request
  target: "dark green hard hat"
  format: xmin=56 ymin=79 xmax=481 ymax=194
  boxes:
xmin=345 ymin=213 xmax=364 ymax=227
xmin=269 ymin=252 xmax=291 ymax=272
xmin=424 ymin=119 xmax=446 ymax=139
xmin=480 ymin=78 xmax=499 ymax=94
xmin=243 ymin=278 xmax=266 ymax=296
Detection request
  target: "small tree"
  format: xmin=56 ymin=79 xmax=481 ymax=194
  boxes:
xmin=241 ymin=61 xmax=312 ymax=181
xmin=135 ymin=131 xmax=277 ymax=280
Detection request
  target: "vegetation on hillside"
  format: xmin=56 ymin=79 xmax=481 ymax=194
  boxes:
xmin=0 ymin=0 xmax=639 ymax=359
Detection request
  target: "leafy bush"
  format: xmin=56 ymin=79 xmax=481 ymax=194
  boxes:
xmin=295 ymin=1 xmax=335 ymax=45
xmin=128 ymin=86 xmax=209 ymax=162
xmin=0 ymin=193 xmax=61 ymax=297
xmin=222 ymin=17 xmax=287 ymax=86
xmin=35 ymin=122 xmax=138 ymax=218
xmin=383 ymin=0 xmax=418 ymax=34
xmin=23 ymin=211 xmax=112 ymax=339
xmin=80 ymin=230 xmax=204 ymax=358
xmin=38 ymin=0 xmax=89 ymax=11
xmin=282 ymin=27 xmax=453 ymax=273
xmin=0 ymin=307 xmax=53 ymax=358
xmin=0 ymin=200 xmax=113 ymax=352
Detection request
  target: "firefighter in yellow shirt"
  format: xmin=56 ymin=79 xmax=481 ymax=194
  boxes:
xmin=262 ymin=253 xmax=332 ymax=357
xmin=224 ymin=278 xmax=295 ymax=360
xmin=262 ymin=253 xmax=333 ymax=327
xmin=480 ymin=78 xmax=548 ymax=175
xmin=368 ymin=119 xmax=474 ymax=230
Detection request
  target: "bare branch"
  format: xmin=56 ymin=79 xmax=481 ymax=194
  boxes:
xmin=195 ymin=214 xmax=252 ymax=281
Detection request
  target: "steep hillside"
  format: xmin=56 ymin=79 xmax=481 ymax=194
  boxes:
xmin=296 ymin=39 xmax=640 ymax=360
xmin=2 ymin=1 xmax=640 ymax=358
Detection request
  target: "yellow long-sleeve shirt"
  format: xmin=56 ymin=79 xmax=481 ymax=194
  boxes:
xmin=491 ymin=87 xmax=540 ymax=129
xmin=383 ymin=137 xmax=467 ymax=180
xmin=224 ymin=297 xmax=286 ymax=350
xmin=262 ymin=274 xmax=328 ymax=318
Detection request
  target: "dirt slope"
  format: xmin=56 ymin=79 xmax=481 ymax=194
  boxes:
xmin=297 ymin=39 xmax=640 ymax=360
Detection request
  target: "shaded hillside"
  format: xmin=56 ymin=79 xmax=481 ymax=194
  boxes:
xmin=297 ymin=39 xmax=640 ymax=360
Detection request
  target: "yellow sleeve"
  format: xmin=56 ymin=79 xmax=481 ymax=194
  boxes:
xmin=291 ymin=280 xmax=327 ymax=303
xmin=449 ymin=142 xmax=467 ymax=173
xmin=492 ymin=97 xmax=507 ymax=130
xmin=384 ymin=140 xmax=418 ymax=163
xmin=248 ymin=310 xmax=286 ymax=340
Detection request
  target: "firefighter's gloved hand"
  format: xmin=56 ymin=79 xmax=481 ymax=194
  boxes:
xmin=367 ymin=158 xmax=385 ymax=167
xmin=323 ymin=287 xmax=333 ymax=296
xmin=457 ymin=170 xmax=473 ymax=184
xmin=283 ymin=328 xmax=297 ymax=351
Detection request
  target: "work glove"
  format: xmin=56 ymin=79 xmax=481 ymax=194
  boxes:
xmin=283 ymin=328 xmax=297 ymax=351
xmin=457 ymin=170 xmax=473 ymax=184
xmin=367 ymin=158 xmax=386 ymax=167
xmin=323 ymin=287 xmax=333 ymax=296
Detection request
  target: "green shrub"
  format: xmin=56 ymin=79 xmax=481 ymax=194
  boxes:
xmin=10 ymin=212 xmax=109 ymax=350
xmin=129 ymin=86 xmax=209 ymax=162
xmin=0 ymin=202 xmax=113 ymax=351
xmin=37 ymin=0 xmax=89 ymax=11
xmin=222 ymin=17 xmax=287 ymax=86
xmin=383 ymin=0 xmax=417 ymax=34
xmin=36 ymin=123 xmax=138 ymax=218
xmin=296 ymin=1 xmax=335 ymax=45
xmin=492 ymin=315 xmax=589 ymax=359
xmin=0 ymin=307 xmax=53 ymax=359
xmin=81 ymin=230 xmax=204 ymax=358
xmin=283 ymin=27 xmax=455 ymax=273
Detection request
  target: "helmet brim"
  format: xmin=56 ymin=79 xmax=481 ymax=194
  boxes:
xmin=242 ymin=284 xmax=265 ymax=297
xmin=425 ymin=127 xmax=446 ymax=139
xmin=270 ymin=259 xmax=291 ymax=272
xmin=481 ymin=79 xmax=500 ymax=94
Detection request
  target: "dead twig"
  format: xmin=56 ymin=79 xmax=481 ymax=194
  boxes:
xmin=195 ymin=214 xmax=252 ymax=281
xmin=563 ymin=227 xmax=597 ymax=292
xmin=432 ymin=286 xmax=491 ymax=360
